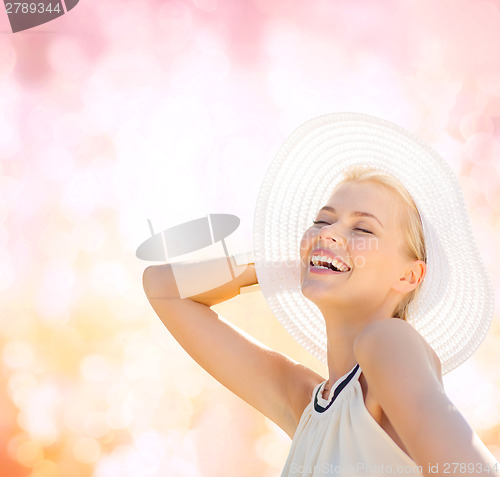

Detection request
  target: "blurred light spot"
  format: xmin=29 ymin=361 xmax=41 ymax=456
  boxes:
xmin=17 ymin=383 xmax=60 ymax=445
xmin=0 ymin=111 xmax=20 ymax=158
xmin=135 ymin=430 xmax=168 ymax=458
xmin=458 ymin=174 xmax=481 ymax=208
xmin=443 ymin=360 xmax=497 ymax=430
xmin=83 ymin=70 xmax=113 ymax=104
xmin=3 ymin=341 xmax=35 ymax=370
xmin=131 ymin=431 xmax=168 ymax=475
xmin=106 ymin=383 xmax=133 ymax=406
xmin=106 ymin=405 xmax=134 ymax=429
xmin=0 ymin=252 xmax=14 ymax=290
xmin=46 ymin=326 xmax=85 ymax=375
xmin=125 ymin=443 xmax=161 ymax=477
xmin=478 ymin=74 xmax=500 ymax=97
xmin=48 ymin=39 xmax=88 ymax=79
xmin=64 ymin=404 xmax=88 ymax=433
xmin=7 ymin=434 xmax=23 ymax=462
xmin=21 ymin=421 xmax=59 ymax=448
xmin=35 ymin=260 xmax=75 ymax=326
xmin=35 ymin=146 xmax=75 ymax=183
xmin=90 ymin=261 xmax=129 ymax=296
xmin=464 ymin=132 xmax=496 ymax=162
xmin=470 ymin=161 xmax=499 ymax=209
xmin=0 ymin=222 xmax=8 ymax=249
xmin=73 ymin=436 xmax=101 ymax=464
xmin=255 ymin=432 xmax=290 ymax=468
xmin=262 ymin=21 xmax=298 ymax=58
xmin=164 ymin=430 xmax=201 ymax=475
xmin=8 ymin=372 xmax=37 ymax=408
xmin=49 ymin=325 xmax=84 ymax=350
xmin=98 ymin=52 xmax=162 ymax=91
xmin=459 ymin=112 xmax=494 ymax=139
xmin=0 ymin=38 xmax=16 ymax=79
xmin=93 ymin=444 xmax=134 ymax=477
xmin=16 ymin=439 xmax=43 ymax=467
xmin=192 ymin=0 xmax=218 ymax=12
xmin=473 ymin=402 xmax=500 ymax=431
xmin=107 ymin=292 xmax=146 ymax=323
xmin=122 ymin=335 xmax=163 ymax=380
xmin=52 ymin=113 xmax=84 ymax=148
xmin=112 ymin=130 xmax=147 ymax=184
xmin=28 ymin=106 xmax=55 ymax=141
xmin=60 ymin=170 xmax=102 ymax=219
xmin=267 ymin=65 xmax=307 ymax=109
xmin=203 ymin=402 xmax=231 ymax=426
xmin=80 ymin=354 xmax=113 ymax=384
xmin=82 ymin=102 xmax=116 ymax=135
xmin=104 ymin=1 xmax=152 ymax=47
xmin=31 ymin=459 xmax=58 ymax=477
xmin=39 ymin=225 xmax=80 ymax=262
xmin=190 ymin=30 xmax=231 ymax=77
xmin=158 ymin=1 xmax=193 ymax=52
xmin=167 ymin=395 xmax=195 ymax=428
xmin=0 ymin=175 xmax=24 ymax=202
xmin=490 ymin=445 xmax=500 ymax=463
xmin=72 ymin=217 xmax=106 ymax=253
xmin=0 ymin=200 xmax=7 ymax=225
xmin=173 ymin=368 xmax=204 ymax=400
xmin=201 ymin=49 xmax=231 ymax=81
xmin=84 ymin=411 xmax=109 ymax=438
xmin=253 ymin=0 xmax=293 ymax=16
xmin=210 ymin=102 xmax=237 ymax=135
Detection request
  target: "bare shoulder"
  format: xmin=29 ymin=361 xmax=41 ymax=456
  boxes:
xmin=354 ymin=318 xmax=442 ymax=385
xmin=353 ymin=320 xmax=499 ymax=470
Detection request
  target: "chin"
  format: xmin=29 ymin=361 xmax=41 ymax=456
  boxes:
xmin=301 ymin=279 xmax=337 ymax=302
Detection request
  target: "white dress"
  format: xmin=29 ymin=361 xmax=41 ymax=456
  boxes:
xmin=281 ymin=362 xmax=444 ymax=476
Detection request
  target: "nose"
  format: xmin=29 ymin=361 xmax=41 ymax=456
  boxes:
xmin=318 ymin=223 xmax=347 ymax=247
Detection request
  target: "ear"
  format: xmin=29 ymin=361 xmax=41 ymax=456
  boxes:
xmin=392 ymin=260 xmax=426 ymax=293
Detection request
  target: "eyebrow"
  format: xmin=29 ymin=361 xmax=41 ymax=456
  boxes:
xmin=318 ymin=206 xmax=384 ymax=228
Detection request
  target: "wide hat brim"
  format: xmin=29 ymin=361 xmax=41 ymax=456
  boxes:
xmin=253 ymin=112 xmax=494 ymax=375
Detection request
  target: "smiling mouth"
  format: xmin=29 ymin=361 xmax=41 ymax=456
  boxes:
xmin=309 ymin=258 xmax=350 ymax=273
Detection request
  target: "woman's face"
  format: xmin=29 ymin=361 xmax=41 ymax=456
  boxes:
xmin=299 ymin=181 xmax=424 ymax=314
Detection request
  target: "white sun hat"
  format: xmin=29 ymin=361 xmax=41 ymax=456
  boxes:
xmin=253 ymin=112 xmax=495 ymax=375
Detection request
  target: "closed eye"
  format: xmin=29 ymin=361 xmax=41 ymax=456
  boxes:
xmin=312 ymin=221 xmax=373 ymax=234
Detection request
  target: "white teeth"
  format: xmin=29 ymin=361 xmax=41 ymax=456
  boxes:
xmin=310 ymin=254 xmax=350 ymax=272
xmin=314 ymin=265 xmax=330 ymax=270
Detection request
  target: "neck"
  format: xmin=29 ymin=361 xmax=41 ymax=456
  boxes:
xmin=324 ymin=319 xmax=364 ymax=389
xmin=317 ymin=299 xmax=395 ymax=389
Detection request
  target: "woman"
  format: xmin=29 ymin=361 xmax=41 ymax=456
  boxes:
xmin=143 ymin=113 xmax=499 ymax=476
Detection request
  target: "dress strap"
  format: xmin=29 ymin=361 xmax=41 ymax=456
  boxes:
xmin=314 ymin=363 xmax=360 ymax=413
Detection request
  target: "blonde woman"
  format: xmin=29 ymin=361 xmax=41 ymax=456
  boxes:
xmin=143 ymin=113 xmax=499 ymax=476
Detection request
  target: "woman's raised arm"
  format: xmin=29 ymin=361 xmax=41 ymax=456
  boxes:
xmin=142 ymin=256 xmax=322 ymax=438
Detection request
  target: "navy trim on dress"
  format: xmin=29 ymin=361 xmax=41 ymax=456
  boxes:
xmin=314 ymin=364 xmax=360 ymax=413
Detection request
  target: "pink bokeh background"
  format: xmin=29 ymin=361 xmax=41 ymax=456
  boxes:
xmin=1 ymin=0 xmax=500 ymax=476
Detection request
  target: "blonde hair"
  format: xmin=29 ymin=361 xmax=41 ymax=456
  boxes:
xmin=334 ymin=165 xmax=427 ymax=321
